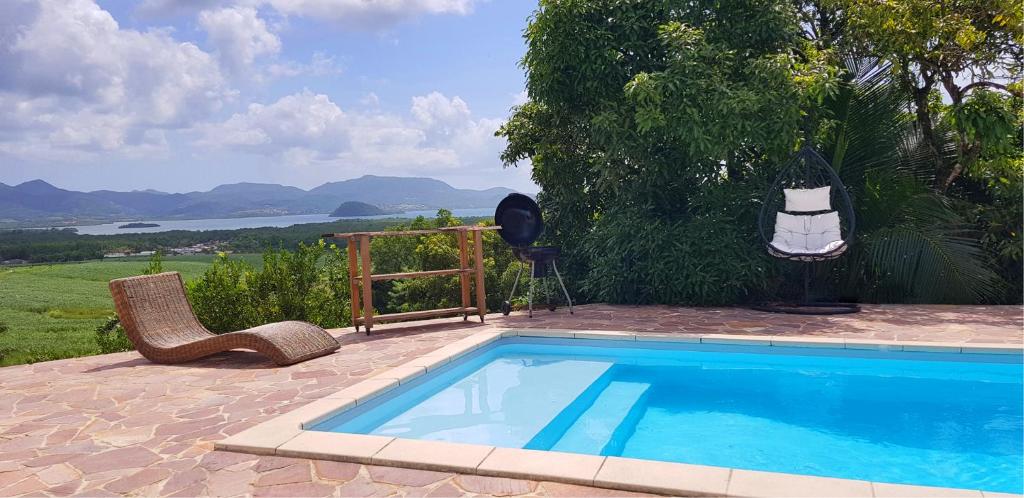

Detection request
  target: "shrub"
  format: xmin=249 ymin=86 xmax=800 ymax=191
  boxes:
xmin=582 ymin=210 xmax=775 ymax=306
xmin=186 ymin=243 xmax=351 ymax=332
xmin=186 ymin=253 xmax=258 ymax=333
xmin=95 ymin=316 xmax=133 ymax=354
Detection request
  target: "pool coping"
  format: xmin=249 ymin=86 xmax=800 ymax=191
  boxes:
xmin=216 ymin=329 xmax=1024 ymax=498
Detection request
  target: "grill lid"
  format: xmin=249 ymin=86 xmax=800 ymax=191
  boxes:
xmin=495 ymin=193 xmax=543 ymax=247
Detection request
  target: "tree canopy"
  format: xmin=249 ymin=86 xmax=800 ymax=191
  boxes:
xmin=499 ymin=0 xmax=1021 ymax=305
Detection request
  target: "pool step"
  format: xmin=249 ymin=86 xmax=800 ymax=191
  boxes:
xmin=547 ymin=380 xmax=651 ymax=455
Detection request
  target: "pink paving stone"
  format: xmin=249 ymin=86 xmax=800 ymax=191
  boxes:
xmin=0 ymin=461 xmax=20 ymax=472
xmin=154 ymin=417 xmax=226 ymax=437
xmin=312 ymin=460 xmax=360 ymax=482
xmin=0 ymin=436 xmax=45 ymax=452
xmin=367 ymin=465 xmax=454 ymax=487
xmin=454 ymin=475 xmax=537 ymax=496
xmin=198 ymin=451 xmax=259 ymax=471
xmin=252 ymin=456 xmax=307 ymax=473
xmin=36 ymin=463 xmax=80 ymax=485
xmin=0 ymin=475 xmax=48 ymax=495
xmin=68 ymin=446 xmax=161 ymax=474
xmin=206 ymin=469 xmax=256 ymax=496
xmin=48 ymin=478 xmax=84 ymax=495
xmin=426 ymin=482 xmax=465 ymax=497
xmin=0 ymin=469 xmax=33 ymax=488
xmin=290 ymin=370 xmax=336 ymax=380
xmin=104 ymin=468 xmax=172 ymax=494
xmin=254 ymin=463 xmax=311 ymax=487
xmin=160 ymin=467 xmax=207 ymax=495
xmin=539 ymin=481 xmax=655 ymax=497
xmin=253 ymin=481 xmax=336 ymax=497
xmin=45 ymin=429 xmax=78 ymax=446
xmin=167 ymin=483 xmax=207 ymax=497
xmin=0 ymin=450 xmax=37 ymax=463
xmin=335 ymin=476 xmax=397 ymax=497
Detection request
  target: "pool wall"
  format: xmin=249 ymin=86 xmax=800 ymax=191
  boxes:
xmin=216 ymin=329 xmax=1023 ymax=497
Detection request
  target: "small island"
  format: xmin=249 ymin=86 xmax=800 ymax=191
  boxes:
xmin=330 ymin=201 xmax=390 ymax=217
xmin=118 ymin=222 xmax=161 ymax=229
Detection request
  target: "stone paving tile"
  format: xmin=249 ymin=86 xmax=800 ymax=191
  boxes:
xmin=0 ymin=304 xmax=1019 ymax=497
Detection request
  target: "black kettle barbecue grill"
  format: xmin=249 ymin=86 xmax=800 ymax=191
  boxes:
xmin=494 ymin=193 xmax=573 ymax=317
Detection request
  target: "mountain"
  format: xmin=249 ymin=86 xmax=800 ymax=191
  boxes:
xmin=309 ymin=175 xmax=513 ymax=209
xmin=0 ymin=176 xmax=519 ymax=227
xmin=330 ymin=201 xmax=389 ymax=217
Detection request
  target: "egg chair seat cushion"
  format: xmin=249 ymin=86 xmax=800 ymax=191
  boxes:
xmin=769 ymin=211 xmax=848 ymax=260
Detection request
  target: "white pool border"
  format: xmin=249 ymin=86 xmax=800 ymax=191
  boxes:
xmin=216 ymin=329 xmax=1024 ymax=498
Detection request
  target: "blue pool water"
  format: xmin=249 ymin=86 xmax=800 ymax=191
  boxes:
xmin=314 ymin=337 xmax=1024 ymax=493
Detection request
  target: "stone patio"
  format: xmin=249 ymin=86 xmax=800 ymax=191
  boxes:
xmin=0 ymin=304 xmax=1020 ymax=497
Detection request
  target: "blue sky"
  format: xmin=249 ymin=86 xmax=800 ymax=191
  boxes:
xmin=0 ymin=0 xmax=538 ymax=193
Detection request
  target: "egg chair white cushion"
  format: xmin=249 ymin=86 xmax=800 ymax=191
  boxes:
xmin=784 ymin=186 xmax=831 ymax=212
xmin=770 ymin=211 xmax=845 ymax=257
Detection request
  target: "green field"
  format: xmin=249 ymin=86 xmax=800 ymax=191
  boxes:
xmin=0 ymin=254 xmax=261 ymax=367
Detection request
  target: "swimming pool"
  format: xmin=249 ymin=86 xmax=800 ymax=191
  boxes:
xmin=313 ymin=336 xmax=1023 ymax=493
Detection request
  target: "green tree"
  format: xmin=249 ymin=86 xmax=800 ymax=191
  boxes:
xmin=831 ymin=0 xmax=1022 ymax=190
xmin=499 ymin=0 xmax=834 ymax=305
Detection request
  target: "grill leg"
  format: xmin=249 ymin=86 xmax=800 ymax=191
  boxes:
xmin=544 ymin=267 xmax=552 ymax=310
xmin=528 ymin=261 xmax=535 ymax=318
xmin=551 ymin=261 xmax=573 ymax=314
xmin=507 ymin=261 xmax=524 ymax=302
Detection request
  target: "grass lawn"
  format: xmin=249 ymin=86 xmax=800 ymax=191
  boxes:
xmin=0 ymin=254 xmax=262 ymax=367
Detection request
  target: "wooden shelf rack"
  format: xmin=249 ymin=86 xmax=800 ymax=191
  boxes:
xmin=322 ymin=226 xmax=500 ymax=334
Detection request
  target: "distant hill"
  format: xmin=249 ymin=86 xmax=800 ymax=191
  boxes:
xmin=330 ymin=201 xmax=388 ymax=217
xmin=0 ymin=176 xmax=519 ymax=227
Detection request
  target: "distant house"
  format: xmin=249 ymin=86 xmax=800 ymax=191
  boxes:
xmin=103 ymin=252 xmax=128 ymax=258
xmin=136 ymin=251 xmax=156 ymax=256
xmin=1 ymin=259 xmax=27 ymax=266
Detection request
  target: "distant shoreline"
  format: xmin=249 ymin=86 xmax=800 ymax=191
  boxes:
xmin=118 ymin=222 xmax=160 ymax=229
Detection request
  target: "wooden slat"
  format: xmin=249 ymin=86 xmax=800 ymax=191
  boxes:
xmin=322 ymin=225 xmax=501 ymax=239
xmin=347 ymin=235 xmax=360 ymax=331
xmin=359 ymin=234 xmax=373 ymax=332
xmin=354 ymin=307 xmax=479 ymax=325
xmin=353 ymin=268 xmax=471 ymax=281
xmin=457 ymin=229 xmax=471 ymax=316
xmin=473 ymin=230 xmax=486 ymax=320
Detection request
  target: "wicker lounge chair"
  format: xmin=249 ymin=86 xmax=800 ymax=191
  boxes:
xmin=109 ymin=272 xmax=339 ymax=365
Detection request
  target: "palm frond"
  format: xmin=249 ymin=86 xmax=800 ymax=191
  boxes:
xmin=866 ymin=224 xmax=1004 ymax=303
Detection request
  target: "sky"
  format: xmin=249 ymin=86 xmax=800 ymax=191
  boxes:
xmin=0 ymin=0 xmax=538 ymax=193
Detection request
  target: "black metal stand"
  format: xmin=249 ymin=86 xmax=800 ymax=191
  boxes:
xmin=752 ymin=263 xmax=860 ymax=315
xmin=501 ymin=259 xmax=573 ymax=317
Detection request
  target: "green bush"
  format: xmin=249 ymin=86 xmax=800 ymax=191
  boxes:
xmin=186 ymin=254 xmax=260 ymax=333
xmin=186 ymin=242 xmax=351 ymax=332
xmin=95 ymin=316 xmax=133 ymax=354
xmin=582 ymin=210 xmax=775 ymax=305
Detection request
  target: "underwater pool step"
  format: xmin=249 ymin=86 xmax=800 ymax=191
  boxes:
xmin=524 ymin=369 xmax=651 ymax=454
xmin=549 ymin=381 xmax=651 ymax=455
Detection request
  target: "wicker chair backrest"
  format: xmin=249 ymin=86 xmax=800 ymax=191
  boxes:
xmin=109 ymin=272 xmax=214 ymax=351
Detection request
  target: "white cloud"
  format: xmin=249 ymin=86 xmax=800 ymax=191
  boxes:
xmin=264 ymin=0 xmax=478 ymax=30
xmin=0 ymin=0 xmax=231 ymax=159
xmin=199 ymin=6 xmax=281 ymax=74
xmin=195 ymin=90 xmax=507 ymax=180
xmin=266 ymin=51 xmax=342 ymax=78
xmin=138 ymin=0 xmax=481 ymax=30
xmin=512 ymin=90 xmax=528 ymax=106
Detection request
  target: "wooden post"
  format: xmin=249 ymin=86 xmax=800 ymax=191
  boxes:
xmin=472 ymin=229 xmax=486 ymax=321
xmin=359 ymin=234 xmax=373 ymax=334
xmin=347 ymin=236 xmax=361 ymax=332
xmin=457 ymin=229 xmax=471 ymax=320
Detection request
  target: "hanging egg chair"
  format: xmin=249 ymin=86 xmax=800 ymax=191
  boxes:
xmin=753 ymin=146 xmax=861 ymax=314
